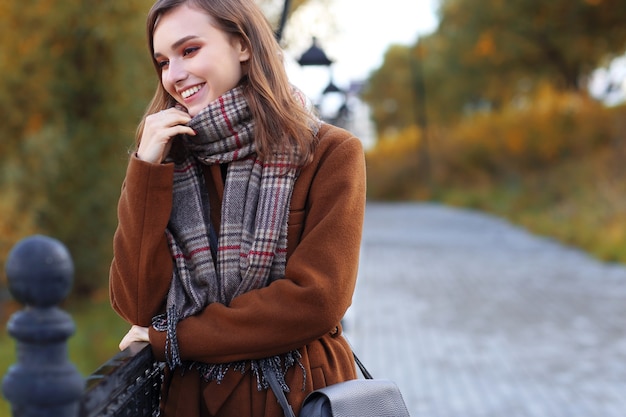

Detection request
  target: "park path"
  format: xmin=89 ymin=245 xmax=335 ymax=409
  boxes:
xmin=344 ymin=202 xmax=626 ymax=417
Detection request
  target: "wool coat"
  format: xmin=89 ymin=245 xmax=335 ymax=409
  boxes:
xmin=109 ymin=123 xmax=366 ymax=417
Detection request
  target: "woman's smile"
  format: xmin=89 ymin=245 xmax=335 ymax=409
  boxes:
xmin=180 ymin=83 xmax=206 ymax=100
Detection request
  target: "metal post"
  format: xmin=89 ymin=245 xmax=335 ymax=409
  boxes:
xmin=2 ymin=235 xmax=85 ymax=417
xmin=275 ymin=0 xmax=292 ymax=42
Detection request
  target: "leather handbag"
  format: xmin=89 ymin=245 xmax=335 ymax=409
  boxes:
xmin=266 ymin=351 xmax=411 ymax=417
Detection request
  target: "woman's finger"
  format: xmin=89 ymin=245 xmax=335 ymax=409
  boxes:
xmin=118 ymin=325 xmax=150 ymax=351
xmin=138 ymin=109 xmax=195 ymax=163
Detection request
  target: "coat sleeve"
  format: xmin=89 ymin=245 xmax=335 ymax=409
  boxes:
xmin=109 ymin=155 xmax=175 ymax=326
xmin=149 ymin=129 xmax=367 ymax=364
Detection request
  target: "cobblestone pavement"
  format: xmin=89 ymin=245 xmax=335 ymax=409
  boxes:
xmin=343 ymin=202 xmax=626 ymax=417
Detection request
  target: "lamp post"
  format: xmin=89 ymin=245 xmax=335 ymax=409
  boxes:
xmin=274 ymin=0 xmax=291 ymax=42
xmin=297 ymin=37 xmax=349 ymax=126
xmin=297 ymin=37 xmax=338 ymax=97
xmin=274 ymin=2 xmax=349 ymax=126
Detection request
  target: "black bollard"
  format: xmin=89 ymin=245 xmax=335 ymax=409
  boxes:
xmin=2 ymin=235 xmax=85 ymax=417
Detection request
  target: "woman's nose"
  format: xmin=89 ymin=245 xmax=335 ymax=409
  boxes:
xmin=165 ymin=60 xmax=188 ymax=85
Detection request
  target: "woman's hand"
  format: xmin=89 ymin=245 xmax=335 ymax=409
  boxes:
xmin=119 ymin=325 xmax=150 ymax=351
xmin=137 ymin=107 xmax=196 ymax=164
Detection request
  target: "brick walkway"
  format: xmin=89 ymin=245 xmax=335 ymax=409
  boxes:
xmin=344 ymin=202 xmax=626 ymax=417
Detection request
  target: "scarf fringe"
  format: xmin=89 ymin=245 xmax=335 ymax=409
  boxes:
xmin=152 ymin=309 xmax=306 ymax=392
xmin=194 ymin=350 xmax=305 ymax=391
xmin=152 ymin=307 xmax=183 ymax=370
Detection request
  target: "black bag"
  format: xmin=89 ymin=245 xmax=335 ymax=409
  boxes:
xmin=266 ymin=351 xmax=411 ymax=417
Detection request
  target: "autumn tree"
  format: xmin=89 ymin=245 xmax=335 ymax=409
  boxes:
xmin=363 ymin=0 xmax=626 ymax=131
xmin=0 ymin=0 xmax=157 ymax=295
xmin=435 ymin=0 xmax=626 ymax=94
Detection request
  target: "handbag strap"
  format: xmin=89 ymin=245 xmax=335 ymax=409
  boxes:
xmin=353 ymin=352 xmax=373 ymax=379
xmin=267 ymin=351 xmax=373 ymax=417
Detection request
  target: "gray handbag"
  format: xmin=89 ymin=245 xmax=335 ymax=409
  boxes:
xmin=266 ymin=351 xmax=411 ymax=417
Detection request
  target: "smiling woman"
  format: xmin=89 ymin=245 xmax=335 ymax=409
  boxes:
xmin=108 ymin=0 xmax=367 ymax=416
xmin=152 ymin=6 xmax=250 ymax=117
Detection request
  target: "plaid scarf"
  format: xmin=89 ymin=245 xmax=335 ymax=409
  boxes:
xmin=153 ymin=86 xmax=318 ymax=393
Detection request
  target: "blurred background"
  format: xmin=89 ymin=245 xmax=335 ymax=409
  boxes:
xmin=1 ymin=0 xmax=626 ymax=413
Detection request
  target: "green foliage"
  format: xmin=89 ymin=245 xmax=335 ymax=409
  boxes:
xmin=0 ymin=0 xmax=155 ymax=295
xmin=362 ymin=46 xmax=419 ymax=137
xmin=436 ymin=146 xmax=626 ymax=264
xmin=435 ymin=0 xmax=626 ymax=90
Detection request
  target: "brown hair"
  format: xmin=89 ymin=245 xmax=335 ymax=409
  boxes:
xmin=136 ymin=0 xmax=318 ymax=165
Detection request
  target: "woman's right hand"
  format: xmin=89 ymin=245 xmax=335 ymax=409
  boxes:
xmin=137 ymin=107 xmax=196 ymax=164
xmin=119 ymin=325 xmax=150 ymax=351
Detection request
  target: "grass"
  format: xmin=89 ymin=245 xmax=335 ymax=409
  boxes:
xmin=0 ymin=293 xmax=130 ymax=415
xmin=433 ymin=149 xmax=626 ymax=264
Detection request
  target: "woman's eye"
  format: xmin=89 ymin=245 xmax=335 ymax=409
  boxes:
xmin=157 ymin=60 xmax=169 ymax=69
xmin=183 ymin=47 xmax=199 ymax=56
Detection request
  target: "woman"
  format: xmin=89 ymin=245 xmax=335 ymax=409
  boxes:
xmin=109 ymin=0 xmax=366 ymax=416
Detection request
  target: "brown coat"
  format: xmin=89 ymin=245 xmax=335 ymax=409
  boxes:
xmin=109 ymin=123 xmax=366 ymax=417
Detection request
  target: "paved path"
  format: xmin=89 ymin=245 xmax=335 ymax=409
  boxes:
xmin=344 ymin=202 xmax=626 ymax=417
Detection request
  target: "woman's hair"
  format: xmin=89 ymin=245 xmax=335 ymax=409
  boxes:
xmin=137 ymin=0 xmax=318 ymax=165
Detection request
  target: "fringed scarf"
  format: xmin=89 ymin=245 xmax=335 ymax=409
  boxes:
xmin=152 ymin=85 xmax=319 ymax=394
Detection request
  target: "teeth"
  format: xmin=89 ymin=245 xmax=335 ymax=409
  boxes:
xmin=181 ymin=85 xmax=202 ymax=99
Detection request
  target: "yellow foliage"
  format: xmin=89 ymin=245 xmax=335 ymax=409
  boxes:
xmin=436 ymin=85 xmax=615 ymax=182
xmin=504 ymin=129 xmax=525 ymax=155
xmin=371 ymin=126 xmax=421 ymax=157
xmin=474 ymin=31 xmax=496 ymax=57
xmin=365 ymin=125 xmax=424 ymax=200
xmin=366 ymin=86 xmax=626 ymax=199
xmin=24 ymin=113 xmax=44 ymax=136
xmin=364 ymin=87 xmax=626 ymax=262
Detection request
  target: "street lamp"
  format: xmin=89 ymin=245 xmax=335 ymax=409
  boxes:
xmin=297 ymin=37 xmax=333 ymax=66
xmin=274 ymin=3 xmax=349 ymax=126
xmin=296 ymin=37 xmax=348 ymax=126
xmin=323 ymin=80 xmax=341 ymax=94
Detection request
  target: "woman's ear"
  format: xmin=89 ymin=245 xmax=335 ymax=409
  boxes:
xmin=238 ymin=37 xmax=251 ymax=62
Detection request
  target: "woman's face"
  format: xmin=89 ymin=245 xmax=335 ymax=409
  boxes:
xmin=153 ymin=4 xmax=250 ymax=117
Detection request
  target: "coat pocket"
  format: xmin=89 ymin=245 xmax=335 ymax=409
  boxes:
xmin=310 ymin=366 xmax=328 ymax=390
xmin=287 ymin=208 xmax=305 ymax=259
